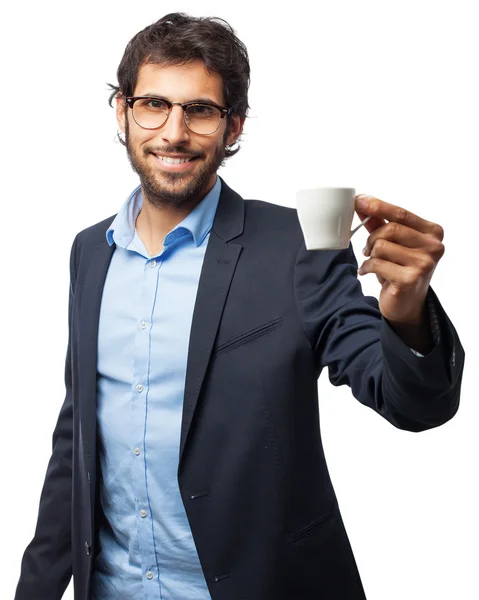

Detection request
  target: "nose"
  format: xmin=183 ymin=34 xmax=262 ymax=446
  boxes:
xmin=160 ymin=104 xmax=190 ymax=146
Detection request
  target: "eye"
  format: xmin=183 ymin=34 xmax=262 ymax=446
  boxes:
xmin=187 ymin=104 xmax=216 ymax=118
xmin=140 ymin=98 xmax=169 ymax=111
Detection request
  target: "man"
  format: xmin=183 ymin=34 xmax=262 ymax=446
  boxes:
xmin=15 ymin=12 xmax=464 ymax=600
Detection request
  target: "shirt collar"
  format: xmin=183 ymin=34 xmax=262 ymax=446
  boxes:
xmin=106 ymin=176 xmax=222 ymax=249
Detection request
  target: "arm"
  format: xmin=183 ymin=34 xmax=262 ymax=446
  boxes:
xmin=294 ymin=241 xmax=464 ymax=431
xmin=14 ymin=236 xmax=78 ymax=600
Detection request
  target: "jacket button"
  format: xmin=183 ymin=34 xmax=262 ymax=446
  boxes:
xmin=85 ymin=542 xmax=91 ymax=556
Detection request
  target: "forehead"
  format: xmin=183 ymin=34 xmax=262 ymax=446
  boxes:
xmin=134 ymin=61 xmax=225 ymax=104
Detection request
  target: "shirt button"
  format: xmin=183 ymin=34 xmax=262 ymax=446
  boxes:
xmin=150 ymin=260 xmax=157 ymax=268
xmin=139 ymin=509 xmax=148 ymax=518
xmin=133 ymin=447 xmax=141 ymax=456
xmin=140 ymin=321 xmax=147 ymax=330
xmin=136 ymin=384 xmax=144 ymax=393
xmin=146 ymin=570 xmax=154 ymax=580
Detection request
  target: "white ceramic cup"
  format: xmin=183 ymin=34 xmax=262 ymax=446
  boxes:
xmin=296 ymin=187 xmax=371 ymax=250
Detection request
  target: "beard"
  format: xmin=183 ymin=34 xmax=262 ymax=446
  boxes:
xmin=125 ymin=120 xmax=228 ymax=211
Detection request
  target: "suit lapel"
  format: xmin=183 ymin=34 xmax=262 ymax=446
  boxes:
xmin=179 ymin=179 xmax=245 ymax=462
xmin=77 ymin=239 xmax=115 ymax=461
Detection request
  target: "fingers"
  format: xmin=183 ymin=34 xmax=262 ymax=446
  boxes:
xmin=358 ymin=257 xmax=406 ymax=283
xmin=355 ymin=194 xmax=446 ymax=294
xmin=362 ymin=222 xmax=446 ymax=259
xmin=358 ymin=256 xmax=432 ymax=288
xmin=360 ymin=239 xmax=438 ymax=270
xmin=355 ymin=209 xmax=386 ymax=235
xmin=355 ymin=194 xmax=445 ymax=240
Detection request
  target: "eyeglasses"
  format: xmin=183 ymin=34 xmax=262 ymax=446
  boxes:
xmin=125 ymin=96 xmax=233 ymax=135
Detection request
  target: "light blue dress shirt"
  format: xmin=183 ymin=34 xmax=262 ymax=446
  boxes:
xmin=90 ymin=178 xmax=221 ymax=600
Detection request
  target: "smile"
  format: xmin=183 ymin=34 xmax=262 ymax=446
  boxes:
xmin=157 ymin=155 xmax=193 ymax=165
xmin=152 ymin=153 xmax=198 ymax=172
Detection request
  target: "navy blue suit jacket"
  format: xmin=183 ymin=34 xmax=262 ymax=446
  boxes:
xmin=15 ymin=178 xmax=464 ymax=600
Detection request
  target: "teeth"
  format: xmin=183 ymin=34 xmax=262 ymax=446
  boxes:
xmin=158 ymin=156 xmax=191 ymax=164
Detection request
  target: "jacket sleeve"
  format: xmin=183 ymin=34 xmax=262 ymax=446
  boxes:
xmin=294 ymin=240 xmax=465 ymax=432
xmin=15 ymin=236 xmax=78 ymax=600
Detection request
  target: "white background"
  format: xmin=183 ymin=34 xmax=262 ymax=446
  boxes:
xmin=1 ymin=1 xmax=477 ymax=598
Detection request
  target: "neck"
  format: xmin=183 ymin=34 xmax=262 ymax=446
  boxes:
xmin=135 ymin=179 xmax=215 ymax=256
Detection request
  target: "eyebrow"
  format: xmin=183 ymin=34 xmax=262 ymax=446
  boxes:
xmin=141 ymin=93 xmax=219 ymax=105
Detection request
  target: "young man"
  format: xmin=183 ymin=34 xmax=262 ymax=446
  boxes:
xmin=15 ymin=12 xmax=464 ymax=600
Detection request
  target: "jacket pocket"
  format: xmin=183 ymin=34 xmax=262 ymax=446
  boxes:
xmin=290 ymin=506 xmax=339 ymax=545
xmin=215 ymin=317 xmax=283 ymax=356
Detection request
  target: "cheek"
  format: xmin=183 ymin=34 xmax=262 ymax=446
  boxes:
xmin=210 ymin=131 xmax=228 ymax=153
xmin=129 ymin=129 xmax=157 ymax=153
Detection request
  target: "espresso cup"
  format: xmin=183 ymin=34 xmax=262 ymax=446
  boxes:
xmin=296 ymin=187 xmax=371 ymax=250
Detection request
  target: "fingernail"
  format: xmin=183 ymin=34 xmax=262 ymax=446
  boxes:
xmin=362 ymin=246 xmax=370 ymax=256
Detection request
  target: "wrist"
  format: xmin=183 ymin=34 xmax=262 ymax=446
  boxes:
xmin=387 ymin=311 xmax=434 ymax=354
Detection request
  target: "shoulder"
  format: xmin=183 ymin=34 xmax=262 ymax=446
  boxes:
xmin=244 ymin=197 xmax=297 ymax=219
xmin=73 ymin=214 xmax=117 ymax=248
xmin=242 ymin=198 xmax=303 ymax=248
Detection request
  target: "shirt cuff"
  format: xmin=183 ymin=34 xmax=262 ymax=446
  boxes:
xmin=409 ymin=293 xmax=441 ymax=357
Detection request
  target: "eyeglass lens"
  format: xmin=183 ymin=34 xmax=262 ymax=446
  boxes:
xmin=132 ymin=98 xmax=221 ymax=134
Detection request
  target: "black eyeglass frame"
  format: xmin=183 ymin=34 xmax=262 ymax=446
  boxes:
xmin=125 ymin=96 xmax=233 ymax=135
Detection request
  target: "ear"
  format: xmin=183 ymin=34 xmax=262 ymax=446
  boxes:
xmin=116 ymin=94 xmax=127 ymax=133
xmin=226 ymin=114 xmax=246 ymax=146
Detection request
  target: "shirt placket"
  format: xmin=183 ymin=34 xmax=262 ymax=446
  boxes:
xmin=131 ymin=255 xmax=163 ymax=598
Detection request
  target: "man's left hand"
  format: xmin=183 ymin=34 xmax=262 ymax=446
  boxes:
xmin=355 ymin=194 xmax=445 ymax=327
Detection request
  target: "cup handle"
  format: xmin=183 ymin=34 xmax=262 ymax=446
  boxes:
xmin=350 ymin=216 xmax=372 ymax=237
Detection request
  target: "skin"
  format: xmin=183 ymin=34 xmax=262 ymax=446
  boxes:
xmin=356 ymin=195 xmax=445 ymax=353
xmin=116 ymin=61 xmax=244 ymax=255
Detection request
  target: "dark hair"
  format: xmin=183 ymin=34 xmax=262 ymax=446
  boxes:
xmin=108 ymin=12 xmax=250 ymax=158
